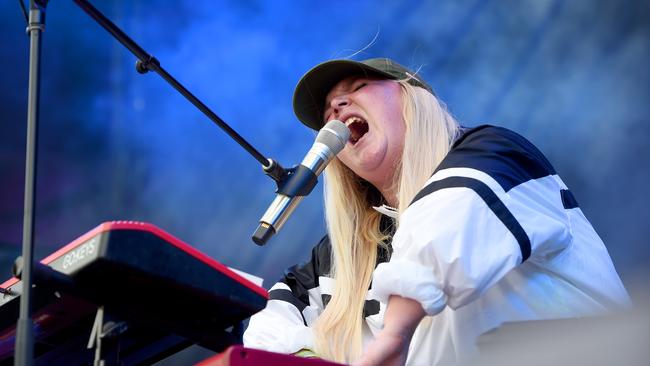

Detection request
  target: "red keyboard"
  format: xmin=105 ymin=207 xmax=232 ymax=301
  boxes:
xmin=0 ymin=221 xmax=268 ymax=364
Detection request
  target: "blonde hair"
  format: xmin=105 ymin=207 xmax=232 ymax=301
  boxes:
xmin=312 ymin=81 xmax=460 ymax=363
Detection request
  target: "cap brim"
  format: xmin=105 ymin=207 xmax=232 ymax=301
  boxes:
xmin=292 ymin=60 xmax=398 ymax=130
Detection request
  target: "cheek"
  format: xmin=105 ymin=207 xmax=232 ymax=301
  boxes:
xmin=382 ymin=110 xmax=406 ymax=147
xmin=393 ymin=119 xmax=406 ymax=145
xmin=377 ymin=85 xmax=405 ymax=136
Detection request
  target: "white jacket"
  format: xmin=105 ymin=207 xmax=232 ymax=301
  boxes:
xmin=244 ymin=125 xmax=631 ymax=365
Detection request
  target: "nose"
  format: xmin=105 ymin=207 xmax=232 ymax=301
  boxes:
xmin=330 ymin=95 xmax=350 ymax=118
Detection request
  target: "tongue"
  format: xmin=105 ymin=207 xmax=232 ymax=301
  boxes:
xmin=349 ymin=121 xmax=369 ymax=143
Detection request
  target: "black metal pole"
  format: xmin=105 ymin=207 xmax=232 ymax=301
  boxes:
xmin=15 ymin=1 xmax=47 ymax=365
xmin=72 ymin=0 xmax=275 ymax=170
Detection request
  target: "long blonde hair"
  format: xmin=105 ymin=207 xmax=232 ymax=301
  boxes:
xmin=312 ymin=81 xmax=460 ymax=363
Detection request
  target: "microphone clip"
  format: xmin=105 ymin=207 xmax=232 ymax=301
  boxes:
xmin=263 ymin=159 xmax=318 ymax=198
xmin=253 ymin=160 xmax=319 ymax=246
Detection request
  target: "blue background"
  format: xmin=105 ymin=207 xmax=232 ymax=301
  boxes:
xmin=1 ymin=0 xmax=649 ymax=362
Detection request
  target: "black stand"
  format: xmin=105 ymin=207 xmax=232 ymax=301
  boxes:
xmin=12 ymin=260 xmax=198 ymax=365
xmin=71 ymin=0 xmax=289 ymax=185
xmin=14 ymin=1 xmax=292 ymax=361
xmin=87 ymin=307 xmax=128 ymax=366
xmin=15 ymin=1 xmax=48 ymax=365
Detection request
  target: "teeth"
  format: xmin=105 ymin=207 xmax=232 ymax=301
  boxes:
xmin=345 ymin=116 xmax=364 ymax=126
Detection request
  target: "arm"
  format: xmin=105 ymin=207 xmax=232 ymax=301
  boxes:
xmin=243 ymin=282 xmax=316 ymax=353
xmin=244 ymin=236 xmax=332 ymax=354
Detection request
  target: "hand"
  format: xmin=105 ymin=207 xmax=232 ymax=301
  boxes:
xmin=354 ymin=295 xmax=425 ymax=366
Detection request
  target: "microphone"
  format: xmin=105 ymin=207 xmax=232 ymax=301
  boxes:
xmin=252 ymin=120 xmax=350 ymax=245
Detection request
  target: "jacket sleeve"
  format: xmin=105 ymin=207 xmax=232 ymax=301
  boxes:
xmin=243 ymin=236 xmax=332 ymax=353
xmin=371 ymin=126 xmax=573 ymax=315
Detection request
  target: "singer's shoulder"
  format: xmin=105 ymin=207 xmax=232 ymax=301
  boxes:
xmin=278 ymin=235 xmax=332 ymax=292
xmin=435 ymin=124 xmax=557 ymax=192
xmin=311 ymin=235 xmax=333 ymax=274
xmin=450 ymin=125 xmax=544 ymax=155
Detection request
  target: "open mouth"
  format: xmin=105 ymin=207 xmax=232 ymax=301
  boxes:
xmin=345 ymin=116 xmax=369 ymax=145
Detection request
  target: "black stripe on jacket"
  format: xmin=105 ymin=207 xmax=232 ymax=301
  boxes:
xmin=273 ymin=232 xmax=391 ymax=320
xmin=410 ymin=176 xmax=532 ymax=262
xmin=439 ymin=125 xmax=556 ymax=192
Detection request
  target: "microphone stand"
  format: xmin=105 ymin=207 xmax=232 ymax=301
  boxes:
xmin=15 ymin=1 xmax=48 ymax=365
xmin=15 ymin=0 xmax=291 ymax=364
xmin=71 ymin=0 xmax=289 ymax=184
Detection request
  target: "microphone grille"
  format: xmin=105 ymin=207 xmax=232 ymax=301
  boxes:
xmin=316 ymin=120 xmax=350 ymax=154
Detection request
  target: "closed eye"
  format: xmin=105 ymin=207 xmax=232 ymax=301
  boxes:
xmin=353 ymin=82 xmax=367 ymax=91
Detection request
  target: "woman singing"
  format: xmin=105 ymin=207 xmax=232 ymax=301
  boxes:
xmin=243 ymin=58 xmax=630 ymax=366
